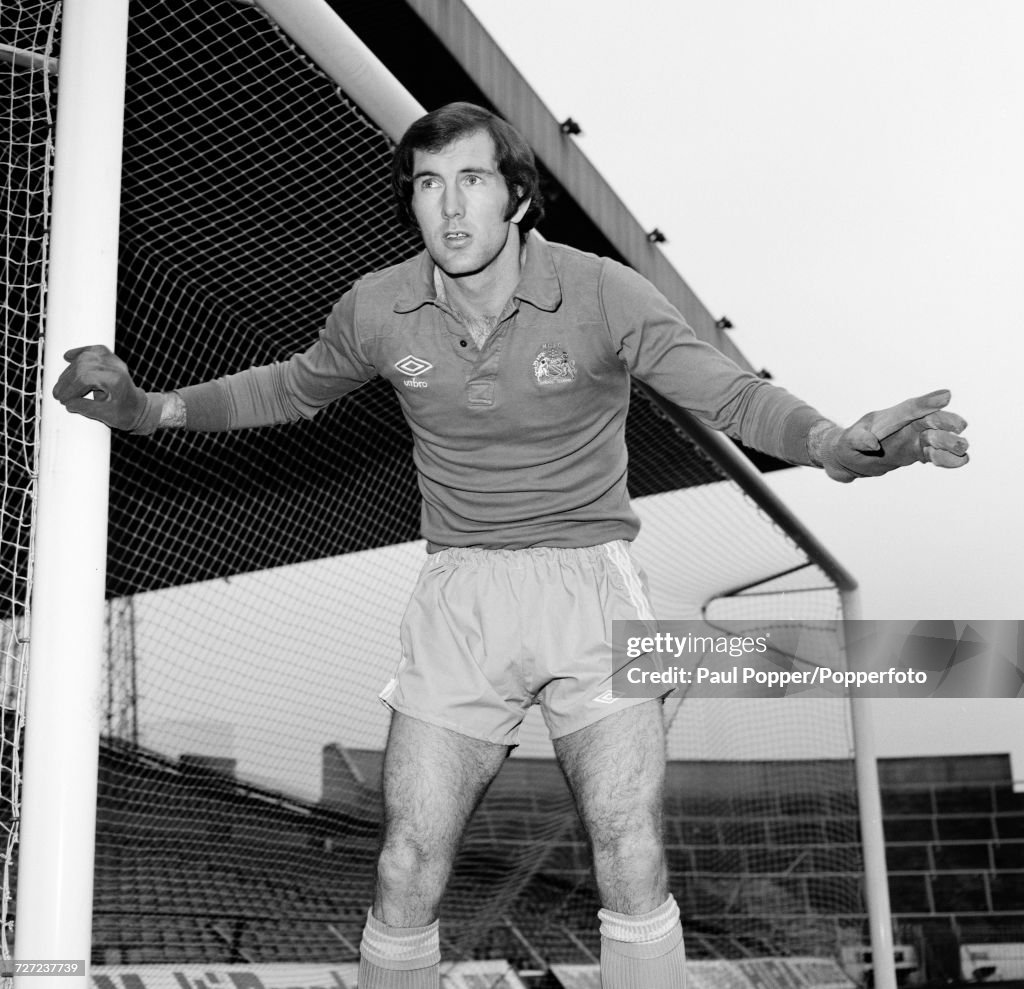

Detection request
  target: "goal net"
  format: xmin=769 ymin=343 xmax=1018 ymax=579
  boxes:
xmin=4 ymin=0 xmax=868 ymax=972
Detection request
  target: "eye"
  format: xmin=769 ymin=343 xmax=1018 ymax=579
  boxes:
xmin=462 ymin=174 xmax=482 ymax=186
xmin=417 ymin=176 xmax=441 ymax=190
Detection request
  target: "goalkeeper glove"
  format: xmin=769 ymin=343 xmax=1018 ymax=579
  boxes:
xmin=813 ymin=389 xmax=969 ymax=483
xmin=52 ymin=344 xmax=163 ymax=434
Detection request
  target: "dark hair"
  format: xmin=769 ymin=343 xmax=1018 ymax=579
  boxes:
xmin=391 ymin=102 xmax=544 ymax=238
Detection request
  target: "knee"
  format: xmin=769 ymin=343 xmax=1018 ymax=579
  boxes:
xmin=589 ymin=817 xmax=668 ymax=910
xmin=588 ymin=794 xmax=663 ymax=856
xmin=376 ymin=823 xmax=453 ymax=892
xmin=592 ymin=822 xmax=665 ymax=871
xmin=378 ymin=834 xmax=434 ymax=882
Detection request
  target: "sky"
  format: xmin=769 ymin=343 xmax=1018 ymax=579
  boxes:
xmin=461 ymin=0 xmax=1024 ymax=773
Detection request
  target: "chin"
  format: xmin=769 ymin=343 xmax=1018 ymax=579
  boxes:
xmin=432 ymin=250 xmax=488 ymax=278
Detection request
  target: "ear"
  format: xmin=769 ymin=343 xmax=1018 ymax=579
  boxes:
xmin=510 ymin=194 xmax=531 ymax=225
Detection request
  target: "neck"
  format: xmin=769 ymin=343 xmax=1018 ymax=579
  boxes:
xmin=439 ymin=230 xmax=524 ymax=320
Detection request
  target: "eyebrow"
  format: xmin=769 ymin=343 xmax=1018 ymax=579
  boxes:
xmin=411 ymin=164 xmax=498 ymax=181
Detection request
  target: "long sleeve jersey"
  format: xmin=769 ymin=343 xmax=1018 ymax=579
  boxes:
xmin=177 ymin=236 xmax=825 ymax=550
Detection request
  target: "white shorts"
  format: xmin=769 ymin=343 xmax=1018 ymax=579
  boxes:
xmin=379 ymin=540 xmax=659 ymax=745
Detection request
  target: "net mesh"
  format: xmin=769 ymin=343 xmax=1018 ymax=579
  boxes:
xmin=5 ymin=0 xmax=867 ymax=970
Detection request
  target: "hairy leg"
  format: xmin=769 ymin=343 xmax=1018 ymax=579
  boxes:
xmin=373 ymin=711 xmax=509 ymax=926
xmin=553 ymin=699 xmax=668 ymax=913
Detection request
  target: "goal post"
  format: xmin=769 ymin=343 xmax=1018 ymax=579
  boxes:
xmin=644 ymin=390 xmax=897 ymax=989
xmin=16 ymin=0 xmax=130 ymax=979
xmin=844 ymin=589 xmax=898 ymax=989
xmin=253 ymin=0 xmax=424 ymax=141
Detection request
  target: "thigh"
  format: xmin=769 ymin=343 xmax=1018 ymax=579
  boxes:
xmin=553 ymin=698 xmax=667 ymax=837
xmin=381 ymin=709 xmax=510 ymax=854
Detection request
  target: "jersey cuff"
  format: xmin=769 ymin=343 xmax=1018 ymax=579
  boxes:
xmin=779 ymin=405 xmax=830 ymax=466
xmin=128 ymin=391 xmax=164 ymax=435
xmin=176 ymin=380 xmax=234 ymax=431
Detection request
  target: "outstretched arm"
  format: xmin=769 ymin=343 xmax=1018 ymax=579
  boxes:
xmin=52 ymin=344 xmax=302 ymax=434
xmin=807 ymin=389 xmax=969 ymax=482
xmin=53 ymin=292 xmax=378 ymax=434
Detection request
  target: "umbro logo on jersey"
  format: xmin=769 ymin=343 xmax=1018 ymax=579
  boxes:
xmin=396 ymin=354 xmax=433 ymax=376
xmin=396 ymin=354 xmax=433 ymax=388
xmin=593 ymin=690 xmax=619 ymax=704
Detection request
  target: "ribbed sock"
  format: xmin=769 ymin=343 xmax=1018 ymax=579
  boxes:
xmin=357 ymin=909 xmax=441 ymax=989
xmin=599 ymin=894 xmax=686 ymax=988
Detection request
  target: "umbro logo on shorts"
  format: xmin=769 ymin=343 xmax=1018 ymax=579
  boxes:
xmin=593 ymin=690 xmax=619 ymax=704
xmin=396 ymin=354 xmax=433 ymax=388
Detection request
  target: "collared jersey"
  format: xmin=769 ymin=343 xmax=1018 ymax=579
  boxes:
xmin=178 ymin=236 xmax=823 ymax=550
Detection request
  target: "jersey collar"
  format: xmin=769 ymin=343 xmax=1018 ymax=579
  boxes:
xmin=513 ymin=233 xmax=562 ymax=312
xmin=393 ymin=232 xmax=562 ymax=314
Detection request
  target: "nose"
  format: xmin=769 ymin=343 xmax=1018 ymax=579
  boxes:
xmin=441 ymin=186 xmax=464 ymax=220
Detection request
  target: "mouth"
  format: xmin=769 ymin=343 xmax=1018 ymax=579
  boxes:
xmin=443 ymin=231 xmax=471 ymax=245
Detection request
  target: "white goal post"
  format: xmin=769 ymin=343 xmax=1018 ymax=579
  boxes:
xmin=17 ymin=0 xmax=130 ymax=982
xmin=254 ymin=0 xmax=424 ymax=141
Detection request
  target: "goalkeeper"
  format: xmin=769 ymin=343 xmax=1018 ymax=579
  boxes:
xmin=54 ymin=102 xmax=968 ymax=989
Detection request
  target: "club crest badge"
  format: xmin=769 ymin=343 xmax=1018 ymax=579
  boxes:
xmin=532 ymin=343 xmax=577 ymax=385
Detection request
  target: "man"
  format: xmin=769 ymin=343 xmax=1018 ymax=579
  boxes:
xmin=54 ymin=102 xmax=968 ymax=988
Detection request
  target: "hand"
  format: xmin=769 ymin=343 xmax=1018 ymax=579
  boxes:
xmin=52 ymin=344 xmax=151 ymax=431
xmin=816 ymin=389 xmax=969 ymax=483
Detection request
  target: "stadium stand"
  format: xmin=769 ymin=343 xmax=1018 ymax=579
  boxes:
xmin=879 ymin=755 xmax=1024 ymax=983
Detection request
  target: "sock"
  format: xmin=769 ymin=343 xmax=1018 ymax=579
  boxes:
xmin=357 ymin=909 xmax=441 ymax=989
xmin=599 ymin=895 xmax=686 ymax=989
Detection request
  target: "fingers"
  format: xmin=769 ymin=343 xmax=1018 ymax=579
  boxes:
xmin=844 ymin=422 xmax=881 ymax=454
xmin=921 ymin=427 xmax=970 ymax=468
xmin=57 ymin=370 xmax=118 ymax=403
xmin=52 ymin=346 xmax=126 ymax=404
xmin=62 ymin=344 xmax=113 ymax=362
xmin=51 ymin=345 xmax=146 ymax=430
xmin=61 ymin=395 xmax=115 ymax=423
xmin=926 ymin=449 xmax=970 ymax=469
xmin=919 ymin=409 xmax=968 ymax=435
xmin=867 ymin=389 xmax=952 ymax=440
xmin=53 ymin=363 xmax=109 ymax=403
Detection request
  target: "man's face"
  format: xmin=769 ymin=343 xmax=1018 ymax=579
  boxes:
xmin=410 ymin=129 xmax=528 ymax=280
